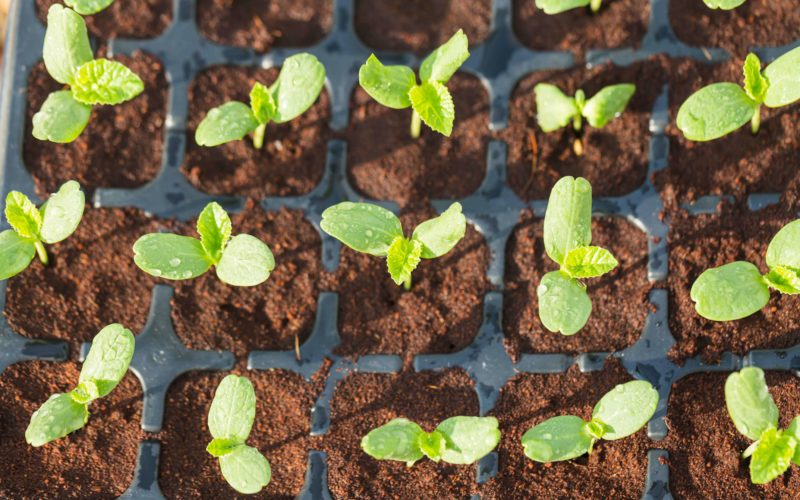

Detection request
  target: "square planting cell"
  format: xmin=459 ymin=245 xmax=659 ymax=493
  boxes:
xmin=35 ymin=0 xmax=172 ymax=39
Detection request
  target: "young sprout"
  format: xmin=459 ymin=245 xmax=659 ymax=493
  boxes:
xmin=207 ymin=375 xmax=271 ymax=494
xmin=358 ymin=30 xmax=469 ymax=138
xmin=522 ymin=380 xmax=657 ymax=462
xmin=133 ymin=202 xmax=275 ymax=287
xmin=25 ymin=324 xmax=135 ymax=447
xmin=725 ymin=367 xmax=800 ymax=484
xmin=64 ymin=0 xmax=117 ymax=15
xmin=534 ymin=82 xmax=635 ymax=155
xmin=33 ymin=5 xmax=144 ymax=143
xmin=691 ymin=219 xmax=800 ymax=321
xmin=195 ymin=53 xmax=325 ymax=150
xmin=703 ymin=0 xmax=746 ymax=9
xmin=535 ymin=0 xmax=605 ymax=15
xmin=538 ymin=176 xmax=618 ymax=335
xmin=677 ymin=47 xmax=800 ymax=141
xmin=0 ymin=180 xmax=85 ymax=279
xmin=361 ymin=416 xmax=500 ymax=467
xmin=320 ymin=202 xmax=466 ymax=290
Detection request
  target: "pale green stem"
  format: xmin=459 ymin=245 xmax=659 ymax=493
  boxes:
xmin=410 ymin=110 xmax=422 ymax=139
xmin=253 ymin=123 xmax=267 ymax=150
xmin=572 ymin=115 xmax=584 ymax=156
xmin=590 ymin=0 xmax=602 ymax=12
xmin=34 ymin=241 xmax=48 ymax=266
xmin=403 ymin=275 xmax=412 ymax=291
xmin=751 ymin=105 xmax=761 ymax=135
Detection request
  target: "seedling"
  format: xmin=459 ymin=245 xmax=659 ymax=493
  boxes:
xmin=703 ymin=0 xmax=747 ymax=8
xmin=691 ymin=219 xmax=800 ymax=321
xmin=25 ymin=324 xmax=135 ymax=447
xmin=538 ymin=176 xmax=618 ymax=335
xmin=133 ymin=202 xmax=275 ymax=287
xmin=0 ymin=180 xmax=85 ymax=280
xmin=725 ymin=367 xmax=800 ymax=484
xmin=522 ymin=380 xmax=657 ymax=462
xmin=320 ymin=202 xmax=466 ymax=290
xmin=535 ymin=0 xmax=604 ymax=15
xmin=207 ymin=375 xmax=271 ymax=494
xmin=534 ymin=82 xmax=635 ymax=155
xmin=677 ymin=47 xmax=800 ymax=141
xmin=64 ymin=0 xmax=117 ymax=15
xmin=195 ymin=53 xmax=326 ymax=150
xmin=358 ymin=30 xmax=469 ymax=138
xmin=361 ymin=416 xmax=500 ymax=466
xmin=33 ymin=5 xmax=144 ymax=143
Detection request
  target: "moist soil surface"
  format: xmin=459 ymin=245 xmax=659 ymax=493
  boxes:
xmin=0 ymin=361 xmax=142 ymax=499
xmin=196 ymin=0 xmax=332 ymax=53
xmin=503 ymin=57 xmax=668 ymax=201
xmin=512 ymin=0 xmax=649 ymax=57
xmin=184 ymin=66 xmax=330 ymax=198
xmin=504 ymin=210 xmax=652 ymax=360
xmin=354 ymin=0 xmax=492 ymax=54
xmin=664 ymin=371 xmax=800 ymax=498
xmin=666 ymin=202 xmax=800 ymax=363
xmin=480 ymin=359 xmax=650 ymax=499
xmin=23 ymin=52 xmax=167 ymax=200
xmin=345 ymin=73 xmax=489 ymax=208
xmin=35 ymin=0 xmax=171 ymax=39
xmin=323 ymin=369 xmax=479 ymax=499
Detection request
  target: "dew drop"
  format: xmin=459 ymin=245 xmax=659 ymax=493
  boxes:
xmin=542 ymin=433 xmax=553 ymax=440
xmin=615 ymin=384 xmax=626 ymax=393
xmin=169 ymin=258 xmax=181 ymax=267
xmin=365 ymin=229 xmax=374 ymax=238
xmin=150 ymin=269 xmax=162 ymax=277
xmin=181 ymin=270 xmax=193 ymax=279
xmin=292 ymin=76 xmax=304 ymax=86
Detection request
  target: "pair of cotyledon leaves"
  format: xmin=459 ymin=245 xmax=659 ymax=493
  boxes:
xmin=359 ymin=30 xmax=469 ymax=137
xmin=26 ymin=324 xmax=135 ymax=447
xmin=361 ymin=416 xmax=501 ymax=467
xmin=133 ymin=202 xmax=275 ymax=287
xmin=678 ymin=47 xmax=800 ymax=141
xmin=726 ymin=367 xmax=800 ymax=484
xmin=536 ymin=0 xmax=745 ymax=14
xmin=534 ymin=83 xmax=635 ymax=134
xmin=522 ymin=380 xmax=657 ymax=462
xmin=538 ymin=176 xmax=619 ymax=335
xmin=691 ymin=219 xmax=800 ymax=321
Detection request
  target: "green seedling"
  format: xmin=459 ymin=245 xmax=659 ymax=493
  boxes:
xmin=538 ymin=176 xmax=618 ymax=335
xmin=64 ymin=0 xmax=117 ymax=14
xmin=691 ymin=219 xmax=800 ymax=321
xmin=34 ymin=5 xmax=144 ymax=143
xmin=133 ymin=202 xmax=275 ymax=287
xmin=195 ymin=53 xmax=326 ymax=150
xmin=362 ymin=416 xmax=500 ymax=466
xmin=320 ymin=202 xmax=466 ymax=290
xmin=677 ymin=47 xmax=800 ymax=141
xmin=534 ymin=82 xmax=635 ymax=155
xmin=358 ymin=30 xmax=469 ymax=138
xmin=522 ymin=380 xmax=657 ymax=462
xmin=207 ymin=375 xmax=271 ymax=495
xmin=0 ymin=180 xmax=85 ymax=279
xmin=25 ymin=324 xmax=135 ymax=447
xmin=535 ymin=0 xmax=605 ymax=15
xmin=726 ymin=367 xmax=800 ymax=484
xmin=703 ymin=0 xmax=746 ymax=9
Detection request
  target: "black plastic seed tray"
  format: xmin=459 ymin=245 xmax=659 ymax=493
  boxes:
xmin=2 ymin=0 xmax=800 ymax=498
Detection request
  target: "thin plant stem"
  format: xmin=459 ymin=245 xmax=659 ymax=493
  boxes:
xmin=253 ymin=123 xmax=267 ymax=149
xmin=34 ymin=241 xmax=48 ymax=265
xmin=751 ymin=105 xmax=761 ymax=135
xmin=410 ymin=110 xmax=422 ymax=139
xmin=403 ymin=275 xmax=412 ymax=291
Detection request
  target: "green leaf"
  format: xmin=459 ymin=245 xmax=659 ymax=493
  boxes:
xmin=543 ymin=176 xmax=592 ymax=266
xmin=749 ymin=428 xmax=795 ymax=485
xmin=358 ymin=54 xmax=416 ymax=110
xmin=0 ymin=230 xmax=35 ymax=280
xmin=269 ymin=53 xmax=326 ymax=123
xmin=765 ymin=219 xmax=800 ymax=270
xmin=591 ymin=380 xmax=658 ymax=440
xmin=218 ymin=444 xmax=271 ymax=495
xmin=71 ymin=59 xmax=144 ymax=106
xmin=521 ymin=415 xmax=593 ymax=462
xmin=419 ymin=29 xmax=469 ymax=84
xmin=42 ymin=4 xmax=93 ymax=85
xmin=250 ymin=82 xmax=276 ymax=125
xmin=702 ymin=0 xmax=746 ymax=8
xmin=582 ymin=84 xmax=636 ymax=128
xmin=677 ymin=82 xmax=757 ymax=141
xmin=386 ymin=236 xmax=423 ymax=286
xmin=411 ymin=202 xmax=466 ymax=259
xmin=196 ymin=102 xmax=259 ymax=147
xmin=206 ymin=437 xmax=241 ymax=458
xmin=409 ymin=81 xmax=455 ymax=136
xmin=78 ymin=324 xmax=135 ymax=401
xmin=417 ymin=430 xmax=446 ymax=461
xmin=786 ymin=417 xmax=800 ymax=466
xmin=361 ymin=418 xmax=425 ymax=466
xmin=537 ymin=270 xmax=592 ymax=336
xmin=435 ymin=416 xmax=501 ymax=465
xmin=725 ymin=367 xmax=779 ymax=441
xmin=196 ymin=202 xmax=231 ymax=263
xmin=40 ymin=180 xmax=85 ymax=244
xmin=5 ymin=191 xmax=42 ymax=239
xmin=763 ymin=266 xmax=800 ymax=294
xmin=320 ymin=202 xmax=403 ymax=257
xmin=742 ymin=53 xmax=768 ymax=103
xmin=563 ymin=245 xmax=618 ymax=279
xmin=64 ymin=0 xmax=115 ymax=15
xmin=32 ymin=90 xmax=92 ymax=143
xmin=25 ymin=393 xmax=88 ymax=447
xmin=133 ymin=233 xmax=212 ymax=280
xmin=690 ymin=261 xmax=771 ymax=321
xmin=534 ymin=0 xmax=591 ymax=14
xmin=208 ymin=375 xmax=256 ymax=442
xmin=534 ymin=83 xmax=579 ymax=133
xmin=763 ymin=46 xmax=800 ymax=108
xmin=216 ymin=234 xmax=275 ymax=287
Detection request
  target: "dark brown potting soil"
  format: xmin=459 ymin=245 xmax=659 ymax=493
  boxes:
xmin=23 ymin=52 xmax=167 ymax=200
xmin=196 ymin=0 xmax=332 ymax=52
xmin=184 ymin=66 xmax=330 ymax=198
xmin=503 ymin=210 xmax=652 ymax=360
xmin=481 ymin=359 xmax=651 ymax=499
xmin=503 ymin=57 xmax=668 ymax=201
xmin=0 ymin=361 xmax=142 ymax=498
xmin=354 ymin=0 xmax=492 ymax=54
xmin=35 ymin=0 xmax=171 ymax=39
xmin=664 ymin=371 xmax=800 ymax=498
xmin=324 ymin=369 xmax=479 ymax=499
